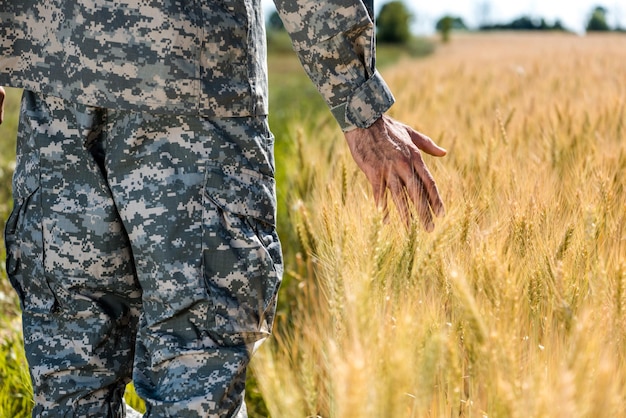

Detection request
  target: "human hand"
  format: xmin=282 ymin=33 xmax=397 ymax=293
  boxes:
xmin=0 ymin=86 xmax=5 ymax=125
xmin=344 ymin=115 xmax=446 ymax=231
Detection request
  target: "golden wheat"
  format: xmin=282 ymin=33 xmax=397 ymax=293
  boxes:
xmin=252 ymin=33 xmax=626 ymax=418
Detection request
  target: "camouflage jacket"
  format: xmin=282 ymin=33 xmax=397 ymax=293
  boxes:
xmin=0 ymin=0 xmax=394 ymax=131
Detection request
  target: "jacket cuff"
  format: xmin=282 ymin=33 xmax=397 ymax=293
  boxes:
xmin=330 ymin=70 xmax=395 ymax=132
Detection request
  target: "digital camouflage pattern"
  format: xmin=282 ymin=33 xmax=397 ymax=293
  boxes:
xmin=0 ymin=0 xmax=394 ymax=130
xmin=8 ymin=90 xmax=282 ymax=416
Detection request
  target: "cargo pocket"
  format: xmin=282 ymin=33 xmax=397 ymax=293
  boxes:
xmin=4 ymin=187 xmax=54 ymax=313
xmin=201 ymin=162 xmax=283 ymax=347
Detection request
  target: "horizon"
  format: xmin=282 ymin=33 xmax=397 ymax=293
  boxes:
xmin=261 ymin=0 xmax=626 ymax=34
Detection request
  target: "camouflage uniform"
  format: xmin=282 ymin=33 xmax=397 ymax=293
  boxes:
xmin=0 ymin=0 xmax=394 ymax=417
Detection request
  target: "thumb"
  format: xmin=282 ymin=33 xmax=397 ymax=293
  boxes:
xmin=408 ymin=128 xmax=447 ymax=157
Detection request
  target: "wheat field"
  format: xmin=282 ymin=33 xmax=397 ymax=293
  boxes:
xmin=252 ymin=33 xmax=626 ymax=418
xmin=0 ymin=32 xmax=625 ymax=417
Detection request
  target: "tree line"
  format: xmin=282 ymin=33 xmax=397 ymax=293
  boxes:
xmin=476 ymin=6 xmax=623 ymax=33
xmin=267 ymin=2 xmax=625 ymax=46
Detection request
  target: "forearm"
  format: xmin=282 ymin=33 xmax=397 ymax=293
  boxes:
xmin=273 ymin=0 xmax=394 ymax=131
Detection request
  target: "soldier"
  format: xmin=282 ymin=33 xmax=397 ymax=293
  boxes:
xmin=0 ymin=1 xmax=446 ymax=417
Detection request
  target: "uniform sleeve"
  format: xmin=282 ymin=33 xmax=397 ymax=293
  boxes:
xmin=273 ymin=0 xmax=395 ymax=131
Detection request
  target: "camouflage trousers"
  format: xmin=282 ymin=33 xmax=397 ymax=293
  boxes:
xmin=5 ymin=91 xmax=283 ymax=417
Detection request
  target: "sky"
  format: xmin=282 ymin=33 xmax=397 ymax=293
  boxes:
xmin=261 ymin=0 xmax=626 ymax=34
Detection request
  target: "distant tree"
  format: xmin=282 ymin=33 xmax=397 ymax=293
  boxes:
xmin=435 ymin=16 xmax=468 ymax=31
xmin=267 ymin=10 xmax=285 ymax=31
xmin=586 ymin=6 xmax=611 ymax=31
xmin=376 ymin=1 xmax=413 ymax=44
xmin=553 ymin=19 xmax=565 ymax=31
xmin=437 ymin=16 xmax=453 ymax=43
xmin=436 ymin=16 xmax=467 ymax=43
xmin=509 ymin=16 xmax=535 ymax=30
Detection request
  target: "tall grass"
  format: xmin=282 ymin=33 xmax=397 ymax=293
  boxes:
xmin=253 ymin=33 xmax=626 ymax=417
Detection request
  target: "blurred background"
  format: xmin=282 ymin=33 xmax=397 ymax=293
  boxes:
xmin=263 ymin=0 xmax=625 ymax=35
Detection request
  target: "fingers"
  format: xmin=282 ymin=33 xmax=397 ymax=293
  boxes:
xmin=387 ymin=171 xmax=435 ymax=231
xmin=404 ymin=175 xmax=435 ymax=232
xmin=410 ymin=152 xmax=445 ymax=217
xmin=0 ymin=86 xmax=5 ymax=125
xmin=363 ymin=170 xmax=390 ymax=222
xmin=386 ymin=175 xmax=412 ymax=228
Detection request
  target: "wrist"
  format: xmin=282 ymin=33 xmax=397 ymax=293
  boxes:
xmin=331 ymin=71 xmax=395 ymax=132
